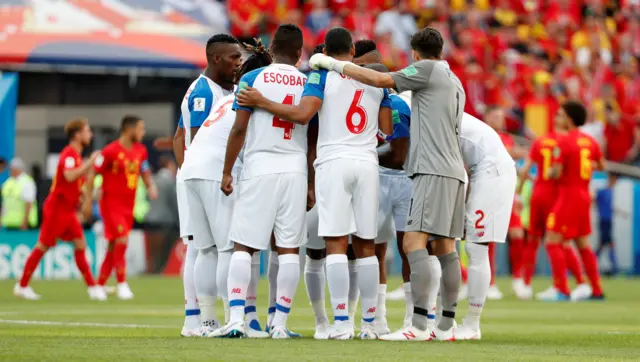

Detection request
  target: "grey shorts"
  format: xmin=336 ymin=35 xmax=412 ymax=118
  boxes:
xmin=405 ymin=174 xmax=465 ymax=239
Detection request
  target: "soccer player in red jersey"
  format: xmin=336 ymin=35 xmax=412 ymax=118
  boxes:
xmin=14 ymin=118 xmax=105 ymax=301
xmin=90 ymin=115 xmax=157 ymax=300
xmin=485 ymin=106 xmax=526 ymax=299
xmin=542 ymin=101 xmax=605 ymax=301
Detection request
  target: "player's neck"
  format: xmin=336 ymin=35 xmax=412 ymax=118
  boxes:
xmin=118 ymin=135 xmax=134 ymax=149
xmin=203 ymin=68 xmax=234 ymax=92
xmin=69 ymin=140 xmax=83 ymax=154
xmin=272 ymin=55 xmax=296 ymax=67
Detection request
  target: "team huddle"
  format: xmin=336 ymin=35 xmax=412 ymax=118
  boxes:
xmin=13 ymin=23 xmax=606 ymax=342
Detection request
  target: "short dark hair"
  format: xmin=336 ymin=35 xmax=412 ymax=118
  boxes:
xmin=325 ymin=27 xmax=353 ymax=57
xmin=120 ymin=115 xmax=142 ymax=133
xmin=410 ymin=27 xmax=444 ymax=59
xmin=562 ymin=101 xmax=588 ymax=127
xmin=206 ymin=34 xmax=239 ymax=49
xmin=354 ymin=40 xmax=377 ymax=58
xmin=312 ymin=44 xmax=326 ymax=56
xmin=64 ymin=117 xmax=88 ymax=140
xmin=271 ymin=24 xmax=303 ymax=60
xmin=236 ymin=39 xmax=273 ymax=83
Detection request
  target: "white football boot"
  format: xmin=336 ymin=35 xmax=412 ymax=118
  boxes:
xmin=328 ymin=321 xmax=355 ymax=340
xmin=207 ymin=320 xmax=245 ymax=338
xmin=116 ymin=282 xmax=134 ymax=300
xmin=570 ymin=283 xmax=593 ymax=301
xmin=454 ymin=323 xmax=481 ymax=340
xmin=314 ymin=322 xmax=331 ymax=340
xmin=358 ymin=322 xmax=379 ymax=340
xmin=13 ymin=284 xmax=41 ymax=300
xmin=379 ymin=325 xmax=433 ymax=341
xmin=486 ymin=284 xmax=503 ymax=300
xmin=88 ymin=286 xmax=107 ymax=301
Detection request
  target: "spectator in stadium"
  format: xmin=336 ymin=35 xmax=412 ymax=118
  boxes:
xmin=144 ymin=156 xmax=179 ymax=273
xmin=306 ymin=0 xmax=333 ymax=34
xmin=604 ymin=104 xmax=640 ymax=163
xmin=1 ymin=158 xmax=38 ymax=230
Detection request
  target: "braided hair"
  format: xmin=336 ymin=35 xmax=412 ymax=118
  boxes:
xmin=235 ymin=38 xmax=273 ymax=83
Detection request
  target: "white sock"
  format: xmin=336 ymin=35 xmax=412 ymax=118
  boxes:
xmin=375 ymin=284 xmax=387 ymax=324
xmin=227 ymin=251 xmax=252 ymax=323
xmin=216 ymin=250 xmax=232 ymax=324
xmin=304 ymin=256 xmax=329 ymax=326
xmin=194 ymin=247 xmax=218 ymax=324
xmin=326 ymin=254 xmax=349 ymax=323
xmin=356 ymin=256 xmax=379 ymax=324
xmin=348 ymin=259 xmax=359 ymax=321
xmin=245 ymin=252 xmax=261 ymax=328
xmin=403 ymin=282 xmax=413 ymax=326
xmin=272 ymin=254 xmax=300 ymax=329
xmin=267 ymin=251 xmax=279 ymax=326
xmin=183 ymin=243 xmax=200 ymax=328
xmin=427 ymin=256 xmax=442 ymax=321
xmin=465 ymin=243 xmax=491 ymax=330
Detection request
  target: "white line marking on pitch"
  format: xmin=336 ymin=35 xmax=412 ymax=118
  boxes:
xmin=0 ymin=319 xmax=175 ymax=329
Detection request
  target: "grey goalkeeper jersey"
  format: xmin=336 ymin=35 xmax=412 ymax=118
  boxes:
xmin=390 ymin=60 xmax=466 ymax=182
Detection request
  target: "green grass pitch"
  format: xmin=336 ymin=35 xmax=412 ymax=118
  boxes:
xmin=1 ymin=277 xmax=639 ymax=361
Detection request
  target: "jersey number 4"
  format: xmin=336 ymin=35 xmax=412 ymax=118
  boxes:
xmin=346 ymin=89 xmax=368 ymax=134
xmin=273 ymin=94 xmax=296 ymax=140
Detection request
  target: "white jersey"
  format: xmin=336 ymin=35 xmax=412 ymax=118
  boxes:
xmin=303 ymin=69 xmax=391 ymax=166
xmin=179 ymin=74 xmax=231 ymax=149
xmin=460 ymin=113 xmax=514 ymax=180
xmin=233 ymin=63 xmax=308 ymax=179
xmin=180 ymin=93 xmax=241 ymax=182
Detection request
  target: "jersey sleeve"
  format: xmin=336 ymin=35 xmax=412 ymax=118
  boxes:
xmin=380 ymin=88 xmax=392 ymax=108
xmin=61 ymin=149 xmax=79 ymax=170
xmin=140 ymin=147 xmax=151 ymax=174
xmin=93 ymin=147 xmax=111 ymax=174
xmin=185 ymin=80 xmax=214 ymax=128
xmin=301 ymin=70 xmax=327 ymax=100
xmin=387 ymin=95 xmax=411 ymax=140
xmin=390 ymin=60 xmax=436 ymax=93
xmin=232 ymin=68 xmax=263 ymax=113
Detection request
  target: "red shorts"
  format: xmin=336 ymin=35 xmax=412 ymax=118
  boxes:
xmin=528 ymin=189 xmax=557 ymax=237
xmin=100 ymin=202 xmax=133 ymax=242
xmin=546 ymin=190 xmax=591 ymax=240
xmin=39 ymin=198 xmax=84 ymax=247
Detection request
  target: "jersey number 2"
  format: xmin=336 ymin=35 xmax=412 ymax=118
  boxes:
xmin=346 ymin=89 xmax=368 ymax=134
xmin=273 ymin=94 xmax=296 ymax=140
xmin=475 ymin=210 xmax=485 ymax=230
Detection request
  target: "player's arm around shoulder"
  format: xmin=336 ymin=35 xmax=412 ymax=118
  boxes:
xmin=388 ymin=60 xmax=435 ymax=93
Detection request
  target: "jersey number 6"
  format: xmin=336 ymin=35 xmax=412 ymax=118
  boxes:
xmin=273 ymin=94 xmax=296 ymax=140
xmin=346 ymin=89 xmax=368 ymax=134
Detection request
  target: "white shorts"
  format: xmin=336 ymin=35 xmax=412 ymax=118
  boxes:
xmin=184 ymin=179 xmax=235 ymax=251
xmin=230 ymin=173 xmax=307 ymax=251
xmin=176 ymin=175 xmax=192 ymax=241
xmin=465 ymin=165 xmax=517 ymax=243
xmin=376 ymin=172 xmax=412 ymax=243
xmin=306 ymin=206 xmax=358 ymax=250
xmin=315 ymin=159 xmax=379 ymax=239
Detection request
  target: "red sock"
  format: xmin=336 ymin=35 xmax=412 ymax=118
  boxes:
xmin=579 ymin=247 xmax=603 ymax=296
xmin=510 ymin=236 xmax=524 ymax=279
xmin=546 ymin=244 xmax=570 ymax=295
xmin=20 ymin=248 xmax=45 ymax=287
xmin=488 ymin=243 xmax=496 ymax=285
xmin=98 ymin=250 xmax=114 ymax=286
xmin=74 ymin=249 xmax=96 ymax=287
xmin=563 ymin=246 xmax=585 ymax=284
xmin=460 ymin=264 xmax=468 ymax=284
xmin=523 ymin=238 xmax=540 ymax=286
xmin=113 ymin=243 xmax=128 ymax=283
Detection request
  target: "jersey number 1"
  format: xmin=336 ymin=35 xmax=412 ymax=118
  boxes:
xmin=273 ymin=94 xmax=296 ymax=140
xmin=346 ymin=89 xmax=368 ymax=134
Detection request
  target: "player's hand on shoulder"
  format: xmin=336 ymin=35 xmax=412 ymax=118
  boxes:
xmin=221 ymin=174 xmax=234 ymax=196
xmin=309 ymin=53 xmax=338 ymax=71
xmin=237 ymin=87 xmax=264 ymax=107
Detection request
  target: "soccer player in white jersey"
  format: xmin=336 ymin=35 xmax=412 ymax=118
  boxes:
xmin=179 ymin=43 xmax=273 ymax=339
xmin=454 ymin=112 xmax=516 ymax=340
xmin=172 ymin=34 xmax=242 ymax=337
xmin=237 ymin=27 xmax=393 ymax=340
xmin=212 ymin=24 xmax=312 ymax=339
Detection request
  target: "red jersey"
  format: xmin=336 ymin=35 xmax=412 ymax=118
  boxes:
xmin=49 ymin=145 xmax=85 ymax=209
xmin=529 ymin=134 xmax=559 ymax=192
xmin=94 ymin=140 xmax=149 ymax=212
xmin=555 ymin=130 xmax=602 ymax=193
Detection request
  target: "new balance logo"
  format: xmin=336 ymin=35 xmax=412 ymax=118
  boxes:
xmin=247 ymin=296 xmax=257 ymax=301
xmin=336 ymin=303 xmax=346 ymax=310
xmin=407 ymin=220 xmax=413 ymax=225
xmin=280 ymin=296 xmax=292 ymax=304
xmin=231 ymin=288 xmax=242 ymax=294
xmin=366 ymin=307 xmax=376 ymax=314
xmin=403 ymin=331 xmax=416 ymax=339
